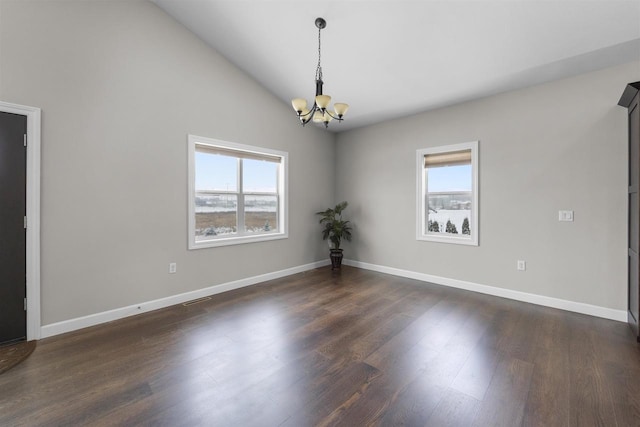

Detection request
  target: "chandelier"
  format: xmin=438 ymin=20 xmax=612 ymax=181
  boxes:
xmin=291 ymin=17 xmax=349 ymax=128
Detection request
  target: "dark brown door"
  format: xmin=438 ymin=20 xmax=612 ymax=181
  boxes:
xmin=0 ymin=111 xmax=27 ymax=345
xmin=629 ymin=91 xmax=640 ymax=341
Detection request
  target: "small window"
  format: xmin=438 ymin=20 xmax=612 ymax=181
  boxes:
xmin=188 ymin=135 xmax=288 ymax=249
xmin=417 ymin=141 xmax=478 ymax=245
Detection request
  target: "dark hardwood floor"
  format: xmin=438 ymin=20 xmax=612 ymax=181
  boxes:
xmin=1 ymin=266 xmax=639 ymax=426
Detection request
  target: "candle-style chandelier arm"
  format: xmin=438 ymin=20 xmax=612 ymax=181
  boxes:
xmin=291 ymin=17 xmax=349 ymax=129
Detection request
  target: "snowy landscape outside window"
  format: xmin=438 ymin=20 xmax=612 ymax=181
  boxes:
xmin=188 ymin=135 xmax=288 ymax=249
xmin=417 ymin=141 xmax=478 ymax=246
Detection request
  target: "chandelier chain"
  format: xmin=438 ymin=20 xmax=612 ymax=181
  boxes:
xmin=315 ymin=25 xmax=323 ymax=81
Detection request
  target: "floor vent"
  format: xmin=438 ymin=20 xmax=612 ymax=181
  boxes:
xmin=182 ymin=296 xmax=212 ymax=306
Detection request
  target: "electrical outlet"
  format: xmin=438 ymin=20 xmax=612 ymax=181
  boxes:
xmin=169 ymin=262 xmax=177 ymax=274
xmin=517 ymin=260 xmax=526 ymax=271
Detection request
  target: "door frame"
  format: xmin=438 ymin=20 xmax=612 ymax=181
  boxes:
xmin=0 ymin=101 xmax=41 ymax=340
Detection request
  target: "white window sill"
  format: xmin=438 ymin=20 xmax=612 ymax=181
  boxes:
xmin=189 ymin=232 xmax=288 ymax=250
xmin=417 ymin=234 xmax=478 ymax=246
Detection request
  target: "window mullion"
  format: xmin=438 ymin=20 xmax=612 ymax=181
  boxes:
xmin=243 ymin=192 xmax=278 ymax=196
xmin=277 ymin=163 xmax=282 ymax=231
xmin=423 ymin=165 xmax=428 ymax=236
xmin=196 ymin=190 xmax=238 ymax=195
xmin=237 ymin=158 xmax=245 ymax=236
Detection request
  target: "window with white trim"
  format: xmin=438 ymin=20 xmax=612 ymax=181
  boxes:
xmin=188 ymin=135 xmax=288 ymax=249
xmin=417 ymin=141 xmax=478 ymax=246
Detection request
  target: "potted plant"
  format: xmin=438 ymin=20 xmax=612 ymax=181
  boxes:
xmin=316 ymin=201 xmax=353 ymax=270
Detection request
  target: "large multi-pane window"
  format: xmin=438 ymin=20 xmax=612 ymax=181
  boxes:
xmin=416 ymin=141 xmax=478 ymax=245
xmin=188 ymin=135 xmax=287 ymax=249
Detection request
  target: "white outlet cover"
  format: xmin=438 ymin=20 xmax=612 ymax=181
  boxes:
xmin=517 ymin=260 xmax=526 ymax=271
xmin=558 ymin=210 xmax=574 ymax=221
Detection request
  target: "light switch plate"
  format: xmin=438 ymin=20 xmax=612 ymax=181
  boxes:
xmin=558 ymin=210 xmax=574 ymax=222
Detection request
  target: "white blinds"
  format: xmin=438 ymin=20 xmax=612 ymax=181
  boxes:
xmin=196 ymin=143 xmax=282 ymax=163
xmin=424 ymin=149 xmax=471 ymax=167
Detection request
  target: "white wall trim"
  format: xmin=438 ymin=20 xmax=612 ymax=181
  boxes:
xmin=41 ymin=259 xmax=330 ymax=338
xmin=416 ymin=140 xmax=479 ymax=246
xmin=343 ymin=259 xmax=627 ymax=322
xmin=187 ymin=134 xmax=289 ymax=250
xmin=0 ymin=101 xmax=41 ymax=340
xmin=39 ymin=255 xmax=626 ymax=339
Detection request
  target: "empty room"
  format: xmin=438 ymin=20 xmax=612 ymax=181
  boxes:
xmin=1 ymin=0 xmax=639 ymax=425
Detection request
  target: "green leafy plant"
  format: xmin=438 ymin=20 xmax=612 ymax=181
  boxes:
xmin=446 ymin=219 xmax=458 ymax=234
xmin=316 ymin=201 xmax=353 ymax=250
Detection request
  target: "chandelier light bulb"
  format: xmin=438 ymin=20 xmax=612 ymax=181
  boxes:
xmin=291 ymin=98 xmax=308 ymax=114
xmin=312 ymin=110 xmax=324 ymax=123
xmin=315 ymin=95 xmax=331 ymax=110
xmin=333 ymin=103 xmax=349 ymax=118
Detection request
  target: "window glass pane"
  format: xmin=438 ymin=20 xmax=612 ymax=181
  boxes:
xmin=195 ymin=194 xmax=237 ymax=238
xmin=243 ymin=158 xmax=278 ymax=193
xmin=195 ymin=151 xmax=237 ymax=192
xmin=426 ymin=164 xmax=472 ymax=235
xmin=427 ymin=164 xmax=471 ymax=192
xmin=244 ymin=195 xmax=278 ymax=233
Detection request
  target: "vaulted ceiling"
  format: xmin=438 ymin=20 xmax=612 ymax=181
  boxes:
xmin=153 ymin=0 xmax=640 ymax=132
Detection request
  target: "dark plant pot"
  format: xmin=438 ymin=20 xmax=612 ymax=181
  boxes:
xmin=330 ymin=249 xmax=344 ymax=270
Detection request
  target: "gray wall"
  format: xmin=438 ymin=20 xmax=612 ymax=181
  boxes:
xmin=1 ymin=0 xmax=635 ymax=326
xmin=336 ymin=61 xmax=639 ymax=311
xmin=0 ymin=0 xmax=335 ymax=324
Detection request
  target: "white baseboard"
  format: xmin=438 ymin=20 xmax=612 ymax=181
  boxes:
xmin=41 ymin=259 xmax=330 ymax=338
xmin=343 ymin=259 xmax=627 ymax=322
xmin=40 ymin=257 xmax=625 ymax=339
